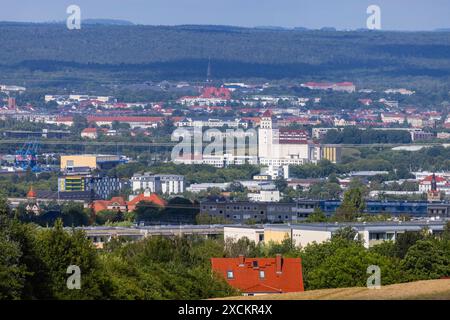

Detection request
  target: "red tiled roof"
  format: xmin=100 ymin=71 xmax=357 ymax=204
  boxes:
xmin=127 ymin=193 xmax=167 ymax=211
xmin=240 ymin=108 xmax=261 ymax=113
xmin=56 ymin=116 xmax=74 ymax=122
xmin=211 ymin=255 xmax=304 ymax=294
xmin=303 ymin=82 xmax=333 ymax=88
xmin=27 ymin=186 xmax=37 ymax=199
xmin=421 ymin=175 xmax=446 ymax=183
xmin=92 ymin=194 xmax=166 ymax=214
xmin=262 ymin=109 xmax=273 ymax=117
xmin=87 ymin=116 xmax=164 ymax=123
xmin=241 ymin=117 xmax=261 ymax=123
xmin=81 ymin=128 xmax=98 ymax=133
xmin=92 ymin=196 xmax=127 ymax=213
xmin=201 ymin=87 xmax=231 ymax=99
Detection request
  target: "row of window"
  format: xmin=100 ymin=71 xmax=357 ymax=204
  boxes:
xmin=227 ymin=270 xmax=265 ymax=280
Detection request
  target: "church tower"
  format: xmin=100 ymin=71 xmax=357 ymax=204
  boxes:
xmin=258 ymin=110 xmax=274 ymax=160
xmin=427 ymin=173 xmax=442 ymax=202
xmin=25 ymin=186 xmax=41 ymax=215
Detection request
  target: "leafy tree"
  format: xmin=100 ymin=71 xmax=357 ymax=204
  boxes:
xmin=224 ymin=237 xmax=261 ymax=258
xmin=0 ymin=197 xmax=26 ymax=299
xmin=328 ymin=173 xmax=339 ymax=184
xmin=305 ymin=208 xmax=328 ymax=223
xmin=402 ymin=239 xmax=450 ymax=280
xmin=300 ymin=237 xmax=406 ymax=290
xmin=195 ymin=213 xmax=229 ymax=225
xmin=134 ymin=202 xmax=163 ymax=222
xmin=228 ymin=182 xmax=245 ymax=193
xmin=0 ymin=233 xmax=25 ymax=299
xmin=7 ymin=221 xmax=53 ymax=299
xmin=36 ymin=219 xmax=113 ymax=299
xmin=263 ymin=237 xmax=300 ymax=257
xmin=332 ymin=227 xmax=359 ymax=242
xmin=102 ymin=236 xmax=237 ymax=299
xmin=71 ymin=115 xmax=88 ymax=135
xmin=393 ymin=231 xmax=425 ymax=259
xmin=335 ymin=188 xmax=365 ymax=222
xmin=308 ymin=182 xmax=341 ymax=200
xmin=443 ymin=221 xmax=450 ymax=240
xmin=95 ymin=210 xmax=124 ymax=225
xmin=274 ymin=178 xmax=288 ymax=193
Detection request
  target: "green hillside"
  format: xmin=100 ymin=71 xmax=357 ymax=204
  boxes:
xmin=1 ymin=23 xmax=450 ymax=88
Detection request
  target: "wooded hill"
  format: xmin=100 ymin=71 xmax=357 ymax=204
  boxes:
xmin=1 ymin=23 xmax=450 ymax=87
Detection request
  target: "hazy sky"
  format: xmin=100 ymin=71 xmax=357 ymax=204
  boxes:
xmin=0 ymin=0 xmax=449 ymax=31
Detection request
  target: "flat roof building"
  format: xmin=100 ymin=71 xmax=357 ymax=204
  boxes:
xmin=224 ymin=226 xmax=265 ymax=244
xmin=226 ymin=221 xmax=447 ymax=249
xmin=60 ymin=154 xmax=121 ymax=172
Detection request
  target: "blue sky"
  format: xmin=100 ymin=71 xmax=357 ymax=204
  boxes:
xmin=0 ymin=0 xmax=449 ymax=31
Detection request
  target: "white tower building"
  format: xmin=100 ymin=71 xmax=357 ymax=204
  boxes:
xmin=258 ymin=110 xmax=275 ymax=159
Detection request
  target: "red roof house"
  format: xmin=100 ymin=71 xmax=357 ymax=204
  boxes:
xmin=261 ymin=109 xmax=273 ymax=118
xmin=201 ymin=87 xmax=231 ymax=100
xmin=211 ymin=255 xmax=304 ymax=295
xmin=81 ymin=127 xmax=99 ymax=139
xmin=91 ymin=193 xmax=167 ymax=214
xmin=92 ymin=196 xmax=128 ymax=214
xmin=127 ymin=193 xmax=167 ymax=212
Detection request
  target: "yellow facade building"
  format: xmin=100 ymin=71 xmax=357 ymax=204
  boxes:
xmin=60 ymin=154 xmax=121 ymax=171
xmin=264 ymin=226 xmax=292 ymax=244
xmin=321 ymin=146 xmax=342 ymax=163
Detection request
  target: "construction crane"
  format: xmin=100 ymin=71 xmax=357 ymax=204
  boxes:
xmin=15 ymin=140 xmax=40 ymax=172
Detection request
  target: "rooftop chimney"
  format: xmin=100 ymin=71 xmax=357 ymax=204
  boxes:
xmin=238 ymin=254 xmax=245 ymax=266
xmin=276 ymin=254 xmax=283 ymax=274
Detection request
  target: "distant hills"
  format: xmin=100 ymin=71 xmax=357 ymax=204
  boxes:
xmin=0 ymin=23 xmax=449 ymax=87
xmin=82 ymin=19 xmax=135 ymax=26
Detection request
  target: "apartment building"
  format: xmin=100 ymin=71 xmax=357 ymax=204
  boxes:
xmin=58 ymin=175 xmax=122 ymax=200
xmin=248 ymin=190 xmax=281 ymax=202
xmin=201 ymin=198 xmax=439 ymax=224
xmin=175 ymin=117 xmax=249 ymax=129
xmin=131 ymin=173 xmax=185 ymax=194
xmin=174 ymin=153 xmax=259 ymax=168
xmin=200 ymin=200 xmax=318 ymax=223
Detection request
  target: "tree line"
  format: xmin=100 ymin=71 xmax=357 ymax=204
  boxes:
xmin=323 ymin=127 xmax=412 ymax=144
xmin=1 ymin=195 xmax=449 ymax=299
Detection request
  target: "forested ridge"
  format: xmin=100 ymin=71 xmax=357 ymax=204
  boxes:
xmin=1 ymin=23 xmax=450 ymax=86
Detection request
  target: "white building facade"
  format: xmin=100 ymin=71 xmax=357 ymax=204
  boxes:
xmin=131 ymin=173 xmax=185 ymax=194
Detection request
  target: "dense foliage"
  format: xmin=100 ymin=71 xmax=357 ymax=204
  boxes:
xmin=109 ymin=162 xmax=260 ymax=184
xmin=1 ymin=23 xmax=450 ymax=89
xmin=1 ymin=194 xmax=449 ymax=299
xmin=291 ymin=145 xmax=450 ymax=180
xmin=323 ymin=127 xmax=412 ymax=144
xmin=0 ymin=196 xmax=236 ymax=299
xmin=226 ymin=226 xmax=450 ymax=290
